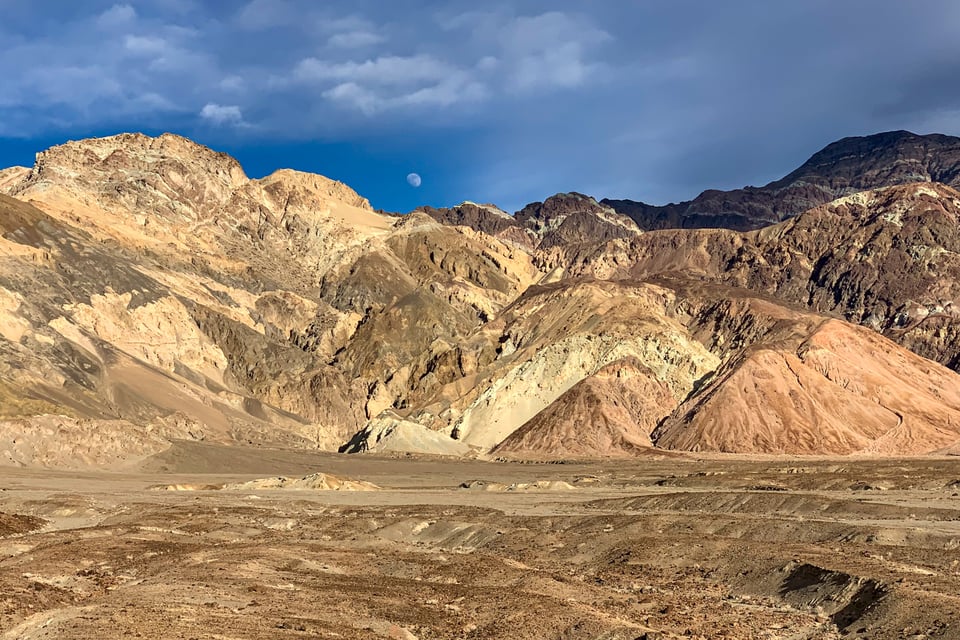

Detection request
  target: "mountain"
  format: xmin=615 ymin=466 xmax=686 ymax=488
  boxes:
xmin=567 ymin=182 xmax=960 ymax=371
xmin=491 ymin=357 xmax=675 ymax=458
xmin=603 ymin=130 xmax=960 ymax=230
xmin=1 ymin=131 xmax=959 ymax=465
xmin=419 ymin=192 xmax=640 ymax=253
xmin=654 ymin=317 xmax=960 ymax=455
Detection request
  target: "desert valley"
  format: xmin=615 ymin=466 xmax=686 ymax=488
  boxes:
xmin=1 ymin=130 xmax=960 ymax=638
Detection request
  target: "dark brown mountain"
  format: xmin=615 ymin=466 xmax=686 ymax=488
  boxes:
xmin=604 ymin=130 xmax=960 ymax=230
xmin=514 ymin=192 xmax=641 ymax=250
xmin=420 ymin=193 xmax=640 ymax=251
xmin=418 ymin=202 xmax=515 ymax=235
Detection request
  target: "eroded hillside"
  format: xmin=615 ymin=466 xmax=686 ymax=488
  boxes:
xmin=1 ymin=131 xmax=959 ymax=464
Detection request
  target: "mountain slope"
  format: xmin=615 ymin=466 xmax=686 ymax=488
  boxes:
xmin=604 ymin=130 xmax=960 ymax=230
xmin=654 ymin=319 xmax=960 ymax=455
xmin=569 ymin=182 xmax=960 ymax=371
xmin=491 ymin=357 xmax=675 ymax=458
xmin=0 ymin=193 xmax=322 ymax=466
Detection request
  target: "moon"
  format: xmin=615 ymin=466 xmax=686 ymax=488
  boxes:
xmin=406 ymin=172 xmax=422 ymax=188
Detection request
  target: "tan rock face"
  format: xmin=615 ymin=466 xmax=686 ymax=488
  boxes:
xmin=7 ymin=132 xmax=393 ymax=293
xmin=1 ymin=131 xmax=960 ymax=464
xmin=54 ymin=291 xmax=229 ymax=381
xmin=0 ymin=166 xmax=29 ymax=193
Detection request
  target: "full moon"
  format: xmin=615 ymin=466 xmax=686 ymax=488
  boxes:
xmin=406 ymin=172 xmax=422 ymax=188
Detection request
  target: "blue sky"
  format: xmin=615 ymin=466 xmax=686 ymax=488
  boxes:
xmin=2 ymin=1 xmax=960 ymax=212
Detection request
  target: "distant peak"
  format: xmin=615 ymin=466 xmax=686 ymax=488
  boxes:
xmin=458 ymin=201 xmax=512 ymax=218
xmin=807 ymin=130 xmax=960 ymax=159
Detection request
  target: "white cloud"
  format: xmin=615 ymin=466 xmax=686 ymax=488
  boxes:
xmin=297 ymin=53 xmax=487 ymax=115
xmin=327 ymin=30 xmax=384 ymax=49
xmin=131 ymin=92 xmax=179 ymax=112
xmin=436 ymin=10 xmax=611 ymax=93
xmin=499 ymin=12 xmax=610 ymax=55
xmin=288 ymin=10 xmax=613 ymax=116
xmin=508 ymin=42 xmax=598 ymax=91
xmin=219 ymin=75 xmax=246 ymax=92
xmin=124 ymin=35 xmax=169 ymax=56
xmin=296 ymin=54 xmax=454 ymax=86
xmin=477 ymin=56 xmax=499 ymax=72
xmin=322 ymin=72 xmax=486 ymax=114
xmin=321 ymin=15 xmax=375 ymax=33
xmin=397 ymin=75 xmax=487 ymax=107
xmin=199 ymin=103 xmax=245 ymax=126
xmin=29 ymin=65 xmax=124 ymax=106
xmin=322 ymin=83 xmax=380 ymax=114
xmin=97 ymin=4 xmax=136 ymax=29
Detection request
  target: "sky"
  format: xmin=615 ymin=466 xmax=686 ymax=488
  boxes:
xmin=1 ymin=1 xmax=960 ymax=213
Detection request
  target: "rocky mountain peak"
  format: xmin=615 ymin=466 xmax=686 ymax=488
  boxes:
xmin=773 ymin=130 xmax=960 ymax=193
xmin=515 ymin=191 xmax=641 ymax=249
xmin=418 ymin=201 xmax=518 ymax=235
xmin=11 ymin=132 xmax=248 ymax=222
xmin=604 ymin=130 xmax=960 ymax=231
xmin=515 ymin=192 xmax=606 ymax=227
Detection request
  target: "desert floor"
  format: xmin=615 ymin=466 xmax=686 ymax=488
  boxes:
xmin=2 ymin=442 xmax=960 ymax=639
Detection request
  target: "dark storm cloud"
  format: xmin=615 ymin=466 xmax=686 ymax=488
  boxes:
xmin=1 ymin=0 xmax=959 ymax=210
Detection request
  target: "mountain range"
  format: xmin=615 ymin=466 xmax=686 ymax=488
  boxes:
xmin=1 ymin=130 xmax=959 ymax=467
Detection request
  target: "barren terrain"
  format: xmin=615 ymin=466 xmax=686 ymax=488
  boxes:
xmin=2 ymin=444 xmax=959 ymax=639
xmin=2 ymin=131 xmax=960 ymax=638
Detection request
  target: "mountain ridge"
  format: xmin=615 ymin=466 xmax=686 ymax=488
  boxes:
xmin=601 ymin=130 xmax=960 ymax=230
xmin=1 ymin=130 xmax=959 ymax=464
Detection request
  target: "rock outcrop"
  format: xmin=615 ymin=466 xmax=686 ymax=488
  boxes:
xmin=0 ymin=166 xmax=29 ymax=193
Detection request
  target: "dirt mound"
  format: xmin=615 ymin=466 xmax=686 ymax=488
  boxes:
xmin=492 ymin=358 xmax=675 ymax=457
xmin=654 ymin=320 xmax=960 ymax=455
xmin=153 ymin=472 xmax=379 ymax=492
xmin=0 ymin=512 xmax=45 ymax=537
xmin=222 ymin=473 xmax=379 ymax=491
xmin=0 ymin=416 xmax=172 ymax=470
xmin=459 ymin=479 xmax=576 ymax=492
xmin=778 ymin=562 xmax=888 ymax=632
xmin=340 ymin=414 xmax=474 ymax=457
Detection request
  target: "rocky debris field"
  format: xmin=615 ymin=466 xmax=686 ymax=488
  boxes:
xmin=1 ymin=443 xmax=959 ymax=639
